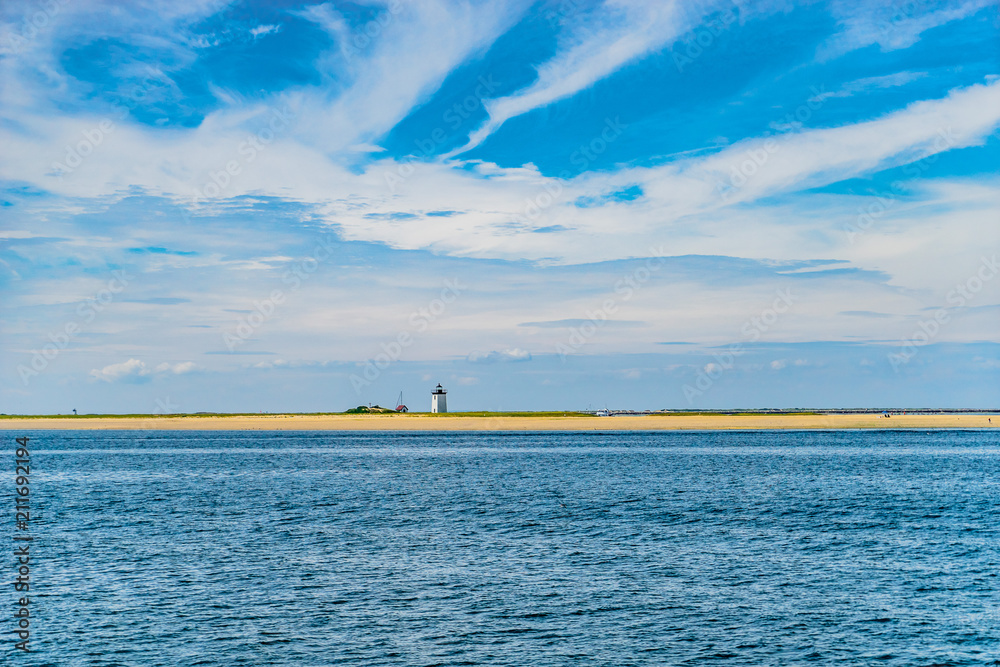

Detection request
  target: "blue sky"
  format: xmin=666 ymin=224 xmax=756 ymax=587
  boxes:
xmin=1 ymin=0 xmax=998 ymax=413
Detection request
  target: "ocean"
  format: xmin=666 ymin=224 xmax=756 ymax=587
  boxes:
xmin=8 ymin=429 xmax=999 ymax=665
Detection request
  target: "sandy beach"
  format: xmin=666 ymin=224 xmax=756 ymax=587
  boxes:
xmin=0 ymin=413 xmax=995 ymax=431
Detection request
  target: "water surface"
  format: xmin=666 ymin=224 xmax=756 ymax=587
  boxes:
xmin=9 ymin=430 xmax=1000 ymax=665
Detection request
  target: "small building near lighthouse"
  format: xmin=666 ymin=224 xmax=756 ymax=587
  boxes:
xmin=431 ymin=383 xmax=447 ymax=413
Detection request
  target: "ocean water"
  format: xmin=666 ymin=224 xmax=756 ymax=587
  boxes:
xmin=7 ymin=429 xmax=1000 ymax=666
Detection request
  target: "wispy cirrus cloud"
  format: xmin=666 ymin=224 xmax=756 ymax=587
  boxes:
xmin=294 ymin=0 xmax=530 ymax=152
xmin=328 ymin=79 xmax=1000 ymax=264
xmin=819 ymin=0 xmax=996 ymax=59
xmin=809 ymin=71 xmax=929 ymax=101
xmin=448 ymin=0 xmax=696 ymax=156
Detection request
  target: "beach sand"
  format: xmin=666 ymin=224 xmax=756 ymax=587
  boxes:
xmin=0 ymin=413 xmax=995 ymax=431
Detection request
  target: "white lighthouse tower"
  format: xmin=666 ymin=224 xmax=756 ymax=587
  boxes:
xmin=431 ymin=383 xmax=447 ymax=413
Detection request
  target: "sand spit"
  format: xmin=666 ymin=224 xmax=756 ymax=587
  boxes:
xmin=0 ymin=413 xmax=995 ymax=431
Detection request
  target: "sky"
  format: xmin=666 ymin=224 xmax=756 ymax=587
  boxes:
xmin=1 ymin=0 xmax=998 ymax=414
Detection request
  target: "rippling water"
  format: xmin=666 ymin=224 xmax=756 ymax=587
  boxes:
xmin=9 ymin=430 xmax=1000 ymax=665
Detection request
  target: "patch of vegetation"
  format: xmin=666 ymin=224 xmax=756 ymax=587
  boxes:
xmin=344 ymin=405 xmax=397 ymax=414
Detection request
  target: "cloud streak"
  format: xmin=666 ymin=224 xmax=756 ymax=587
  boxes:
xmin=447 ymin=0 xmax=695 ymax=156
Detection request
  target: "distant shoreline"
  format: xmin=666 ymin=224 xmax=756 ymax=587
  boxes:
xmin=0 ymin=412 xmax=995 ymax=431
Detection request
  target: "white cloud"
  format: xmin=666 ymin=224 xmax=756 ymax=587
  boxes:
xmin=467 ymin=348 xmax=532 ymax=363
xmin=0 ymin=230 xmax=43 ymax=239
xmin=689 ymin=80 xmax=1000 ymax=207
xmin=819 ymin=0 xmax=994 ymax=59
xmin=501 ymin=347 xmax=531 ymax=361
xmin=172 ymin=361 xmax=197 ymax=374
xmin=250 ymin=24 xmax=280 ymax=38
xmin=770 ymin=359 xmax=787 ymax=370
xmin=294 ymin=0 xmax=529 ymax=153
xmin=810 ymin=71 xmax=929 ymax=102
xmin=449 ymin=0 xmax=695 ymax=156
xmin=154 ymin=361 xmax=198 ymax=374
xmin=447 ymin=0 xmax=800 ymax=156
xmin=974 ymin=357 xmax=1000 ymax=369
xmin=91 ymin=359 xmax=198 ymax=382
xmin=251 ymin=359 xmax=292 ymax=369
xmin=90 ymin=358 xmax=149 ymax=382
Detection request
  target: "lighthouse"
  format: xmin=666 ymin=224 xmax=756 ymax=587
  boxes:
xmin=431 ymin=383 xmax=447 ymax=413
